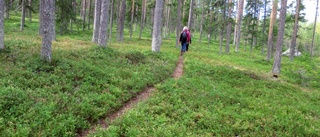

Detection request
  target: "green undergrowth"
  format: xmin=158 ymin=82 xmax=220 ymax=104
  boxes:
xmin=90 ymin=40 xmax=320 ymax=136
xmin=0 ymin=17 xmax=177 ymax=136
xmin=1 ymin=15 xmax=320 ymax=136
xmin=91 ymin=56 xmax=320 ymax=136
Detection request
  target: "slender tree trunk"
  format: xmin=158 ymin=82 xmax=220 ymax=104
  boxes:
xmin=0 ymin=0 xmax=4 ymax=49
xmin=266 ymin=0 xmax=278 ymax=61
xmin=225 ymin=0 xmax=233 ymax=53
xmin=88 ymin=0 xmax=92 ymax=30
xmin=165 ymin=0 xmax=171 ymax=39
xmin=220 ymin=0 xmax=226 ymax=54
xmin=235 ymin=0 xmax=244 ymax=52
xmin=20 ymin=0 xmax=25 ymax=31
xmin=272 ymin=0 xmax=288 ymax=77
xmin=39 ymin=0 xmax=43 ymax=35
xmin=51 ymin=0 xmax=55 ymax=40
xmin=5 ymin=0 xmax=10 ymax=19
xmin=98 ymin=0 xmax=110 ymax=47
xmin=117 ymin=0 xmax=126 ymax=42
xmin=130 ymin=0 xmax=135 ymax=39
xmin=109 ymin=0 xmax=115 ymax=44
xmin=139 ymin=0 xmax=147 ymax=39
xmin=290 ymin=0 xmax=300 ymax=61
xmin=188 ymin=0 xmax=194 ymax=30
xmin=83 ymin=0 xmax=87 ymax=30
xmin=208 ymin=8 xmax=213 ymax=43
xmin=199 ymin=1 xmax=205 ymax=43
xmin=28 ymin=0 xmax=32 ymax=22
xmin=233 ymin=1 xmax=238 ymax=45
xmin=150 ymin=7 xmax=155 ymax=37
xmin=41 ymin=0 xmax=55 ymax=62
xmin=261 ymin=0 xmax=267 ymax=54
xmin=152 ymin=0 xmax=164 ymax=52
xmin=311 ymin=0 xmax=319 ymax=59
xmin=176 ymin=0 xmax=182 ymax=47
xmin=92 ymin=0 xmax=101 ymax=43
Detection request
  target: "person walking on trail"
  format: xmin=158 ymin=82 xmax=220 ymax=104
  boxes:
xmin=186 ymin=29 xmax=191 ymax=52
xmin=179 ymin=26 xmax=191 ymax=56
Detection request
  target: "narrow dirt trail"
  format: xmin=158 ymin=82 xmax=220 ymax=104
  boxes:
xmin=78 ymin=56 xmax=184 ymax=137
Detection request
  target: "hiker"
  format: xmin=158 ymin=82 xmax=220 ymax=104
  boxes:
xmin=186 ymin=29 xmax=191 ymax=52
xmin=179 ymin=26 xmax=190 ymax=56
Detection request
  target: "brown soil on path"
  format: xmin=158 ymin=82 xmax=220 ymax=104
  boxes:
xmin=173 ymin=56 xmax=184 ymax=79
xmin=78 ymin=55 xmax=184 ymax=137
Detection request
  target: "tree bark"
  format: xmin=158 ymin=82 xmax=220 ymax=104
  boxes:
xmin=0 ymin=0 xmax=4 ymax=49
xmin=51 ymin=0 xmax=55 ymax=40
xmin=28 ymin=0 xmax=32 ymax=22
xmin=225 ymin=0 xmax=232 ymax=53
xmin=92 ymin=0 xmax=101 ymax=43
xmin=117 ymin=0 xmax=126 ymax=42
xmin=130 ymin=0 xmax=135 ymax=39
xmin=235 ymin=0 xmax=244 ymax=52
xmin=266 ymin=0 xmax=278 ymax=61
xmin=272 ymin=0 xmax=288 ymax=77
xmin=199 ymin=1 xmax=205 ymax=43
xmin=152 ymin=0 xmax=164 ymax=52
xmin=311 ymin=0 xmax=319 ymax=59
xmin=261 ymin=0 xmax=267 ymax=54
xmin=208 ymin=7 xmax=213 ymax=43
xmin=83 ymin=0 xmax=87 ymax=30
xmin=289 ymin=0 xmax=300 ymax=61
xmin=187 ymin=0 xmax=194 ymax=30
xmin=176 ymin=0 xmax=182 ymax=47
xmin=109 ymin=0 xmax=115 ymax=44
xmin=98 ymin=0 xmax=110 ymax=47
xmin=88 ymin=0 xmax=92 ymax=30
xmin=139 ymin=0 xmax=147 ymax=39
xmin=20 ymin=0 xmax=26 ymax=31
xmin=41 ymin=0 xmax=55 ymax=62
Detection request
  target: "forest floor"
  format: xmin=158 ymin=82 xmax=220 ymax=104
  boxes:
xmin=78 ymin=55 xmax=184 ymax=137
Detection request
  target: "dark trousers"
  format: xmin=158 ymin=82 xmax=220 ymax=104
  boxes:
xmin=186 ymin=44 xmax=189 ymax=51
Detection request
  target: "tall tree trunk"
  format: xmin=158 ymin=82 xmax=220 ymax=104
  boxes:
xmin=98 ymin=0 xmax=110 ymax=47
xmin=176 ymin=0 xmax=182 ymax=47
xmin=220 ymin=0 xmax=226 ymax=54
xmin=266 ymin=0 xmax=278 ymax=61
xmin=139 ymin=0 xmax=147 ymax=39
xmin=83 ymin=0 xmax=87 ymax=30
xmin=39 ymin=0 xmax=43 ymax=35
xmin=109 ymin=0 xmax=115 ymax=44
xmin=5 ymin=0 xmax=10 ymax=19
xmin=261 ymin=0 xmax=267 ymax=54
xmin=51 ymin=0 xmax=55 ymax=40
xmin=40 ymin=0 xmax=55 ymax=62
xmin=0 ymin=0 xmax=4 ymax=49
xmin=289 ymin=0 xmax=300 ymax=61
xmin=152 ymin=0 xmax=164 ymax=52
xmin=208 ymin=8 xmax=213 ymax=43
xmin=225 ymin=0 xmax=233 ymax=53
xmin=199 ymin=1 xmax=205 ymax=43
xmin=88 ymin=0 xmax=92 ymax=30
xmin=187 ymin=0 xmax=194 ymax=30
xmin=233 ymin=1 xmax=238 ymax=45
xmin=272 ymin=0 xmax=288 ymax=77
xmin=117 ymin=0 xmax=126 ymax=42
xmin=92 ymin=0 xmax=101 ymax=43
xmin=165 ymin=0 xmax=171 ymax=39
xmin=150 ymin=7 xmax=155 ymax=37
xmin=311 ymin=0 xmax=319 ymax=59
xmin=28 ymin=0 xmax=32 ymax=22
xmin=20 ymin=0 xmax=25 ymax=31
xmin=235 ymin=0 xmax=244 ymax=52
xmin=130 ymin=0 xmax=135 ymax=39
